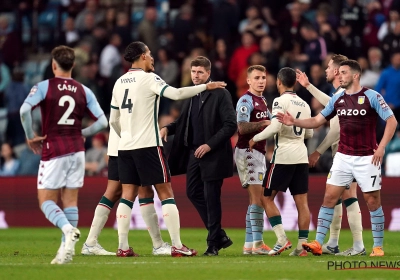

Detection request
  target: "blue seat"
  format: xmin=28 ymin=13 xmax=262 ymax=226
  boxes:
xmin=131 ymin=11 xmax=144 ymax=25
xmin=38 ymin=9 xmax=58 ymax=27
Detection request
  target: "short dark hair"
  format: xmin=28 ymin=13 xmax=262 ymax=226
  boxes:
xmin=339 ymin=59 xmax=362 ymax=75
xmin=124 ymin=41 xmax=147 ymax=63
xmin=301 ymin=23 xmax=316 ymax=32
xmin=331 ymin=54 xmax=348 ymax=67
xmin=247 ymin=65 xmax=266 ymax=76
xmin=277 ymin=67 xmax=296 ymax=88
xmin=51 ymin=45 xmax=75 ymax=71
xmin=190 ymin=56 xmax=211 ymax=71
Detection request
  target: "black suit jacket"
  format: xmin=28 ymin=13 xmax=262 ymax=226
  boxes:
xmin=165 ymin=87 xmax=236 ymax=181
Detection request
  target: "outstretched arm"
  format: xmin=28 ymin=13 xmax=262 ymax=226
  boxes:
xmin=161 ymin=82 xmax=226 ymax=101
xmin=249 ymin=118 xmax=281 ymax=152
xmin=253 ymin=118 xmax=281 ymax=142
xmin=238 ymin=120 xmax=270 ymax=135
xmin=277 ymin=111 xmax=327 ymax=129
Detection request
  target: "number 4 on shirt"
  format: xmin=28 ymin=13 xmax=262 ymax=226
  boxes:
xmin=122 ymin=89 xmax=133 ymax=113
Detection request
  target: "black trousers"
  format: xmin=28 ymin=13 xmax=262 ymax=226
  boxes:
xmin=186 ymin=150 xmax=226 ymax=247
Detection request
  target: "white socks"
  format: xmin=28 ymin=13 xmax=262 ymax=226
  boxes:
xmin=140 ymin=203 xmax=163 ymax=248
xmin=347 ymin=200 xmax=364 ymax=251
xmin=116 ymin=199 xmax=133 ymax=250
xmin=161 ymin=199 xmax=182 ymax=249
xmin=86 ymin=205 xmax=111 ymax=246
xmin=327 ymin=202 xmax=342 ymax=247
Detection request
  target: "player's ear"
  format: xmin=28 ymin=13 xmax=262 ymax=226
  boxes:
xmin=333 ymin=68 xmax=339 ymax=76
xmin=52 ymin=59 xmax=57 ymax=72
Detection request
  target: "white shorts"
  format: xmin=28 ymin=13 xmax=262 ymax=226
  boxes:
xmin=37 ymin=151 xmax=85 ymax=190
xmin=327 ymin=152 xmax=381 ymax=193
xmin=234 ymin=148 xmax=266 ymax=188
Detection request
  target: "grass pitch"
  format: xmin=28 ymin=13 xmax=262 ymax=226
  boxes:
xmin=0 ymin=228 xmax=399 ymax=280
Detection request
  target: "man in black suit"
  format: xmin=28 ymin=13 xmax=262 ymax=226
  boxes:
xmin=160 ymin=56 xmax=236 ymax=256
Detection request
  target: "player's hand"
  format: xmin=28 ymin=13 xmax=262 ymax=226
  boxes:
xmin=276 ymin=111 xmax=294 ymax=125
xmin=249 ymin=139 xmax=256 ymax=152
xmin=372 ymin=146 xmax=385 ymax=166
xmin=206 ymin=81 xmax=227 ymax=90
xmin=160 ymin=127 xmax=168 ymax=142
xmin=194 ymin=144 xmax=211 ymax=158
xmin=295 ymin=69 xmax=310 ymax=88
xmin=308 ymin=151 xmax=321 ymax=168
xmin=85 ymin=162 xmax=98 ymax=172
xmin=27 ymin=134 xmax=47 ymax=154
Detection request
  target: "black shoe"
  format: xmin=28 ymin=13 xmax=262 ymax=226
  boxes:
xmin=217 ymin=236 xmax=233 ymax=251
xmin=203 ymin=246 xmax=218 ymax=256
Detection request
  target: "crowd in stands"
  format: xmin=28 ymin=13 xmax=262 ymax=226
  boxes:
xmin=0 ymin=0 xmax=400 ymax=177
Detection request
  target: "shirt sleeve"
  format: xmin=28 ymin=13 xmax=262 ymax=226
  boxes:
xmin=83 ymin=85 xmax=105 ymax=119
xmin=252 ymin=97 xmax=284 ymax=142
xmin=236 ymin=95 xmax=253 ymax=122
xmin=148 ymin=73 xmax=169 ymax=96
xmin=110 ymin=81 xmax=120 ymax=110
xmin=306 ymin=83 xmax=331 ymax=106
xmin=366 ymin=90 xmax=394 ymax=121
xmin=23 ymin=80 xmax=48 ymax=108
xmin=320 ymin=93 xmax=341 ymax=121
xmin=253 ymin=118 xmax=282 ymax=142
xmin=109 ymin=105 xmax=121 ymax=137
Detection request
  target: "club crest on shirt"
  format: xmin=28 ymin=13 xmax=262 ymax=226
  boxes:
xmin=29 ymin=85 xmax=38 ymax=96
xmin=357 ymin=96 xmax=365 ymax=105
xmin=258 ymin=172 xmax=263 ymax=181
xmin=327 ymin=171 xmax=332 ymax=179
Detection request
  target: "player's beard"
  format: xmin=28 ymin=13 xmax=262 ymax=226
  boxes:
xmin=326 ymin=75 xmax=334 ymax=83
xmin=340 ymin=80 xmax=352 ymax=89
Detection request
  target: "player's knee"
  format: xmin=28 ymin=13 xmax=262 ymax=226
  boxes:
xmin=138 ymin=186 xmax=154 ymax=199
xmin=323 ymin=193 xmax=339 ymax=207
xmin=342 ymin=190 xmax=356 ymax=200
xmin=154 ymin=183 xmax=174 ymax=201
xmin=103 ymin=192 xmax=120 ymax=203
xmin=364 ymin=195 xmax=381 ymax=211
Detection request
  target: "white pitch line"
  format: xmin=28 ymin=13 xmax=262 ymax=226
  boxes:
xmin=0 ymin=260 xmax=295 ymax=266
xmin=2 ymin=258 xmax=399 ymax=266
